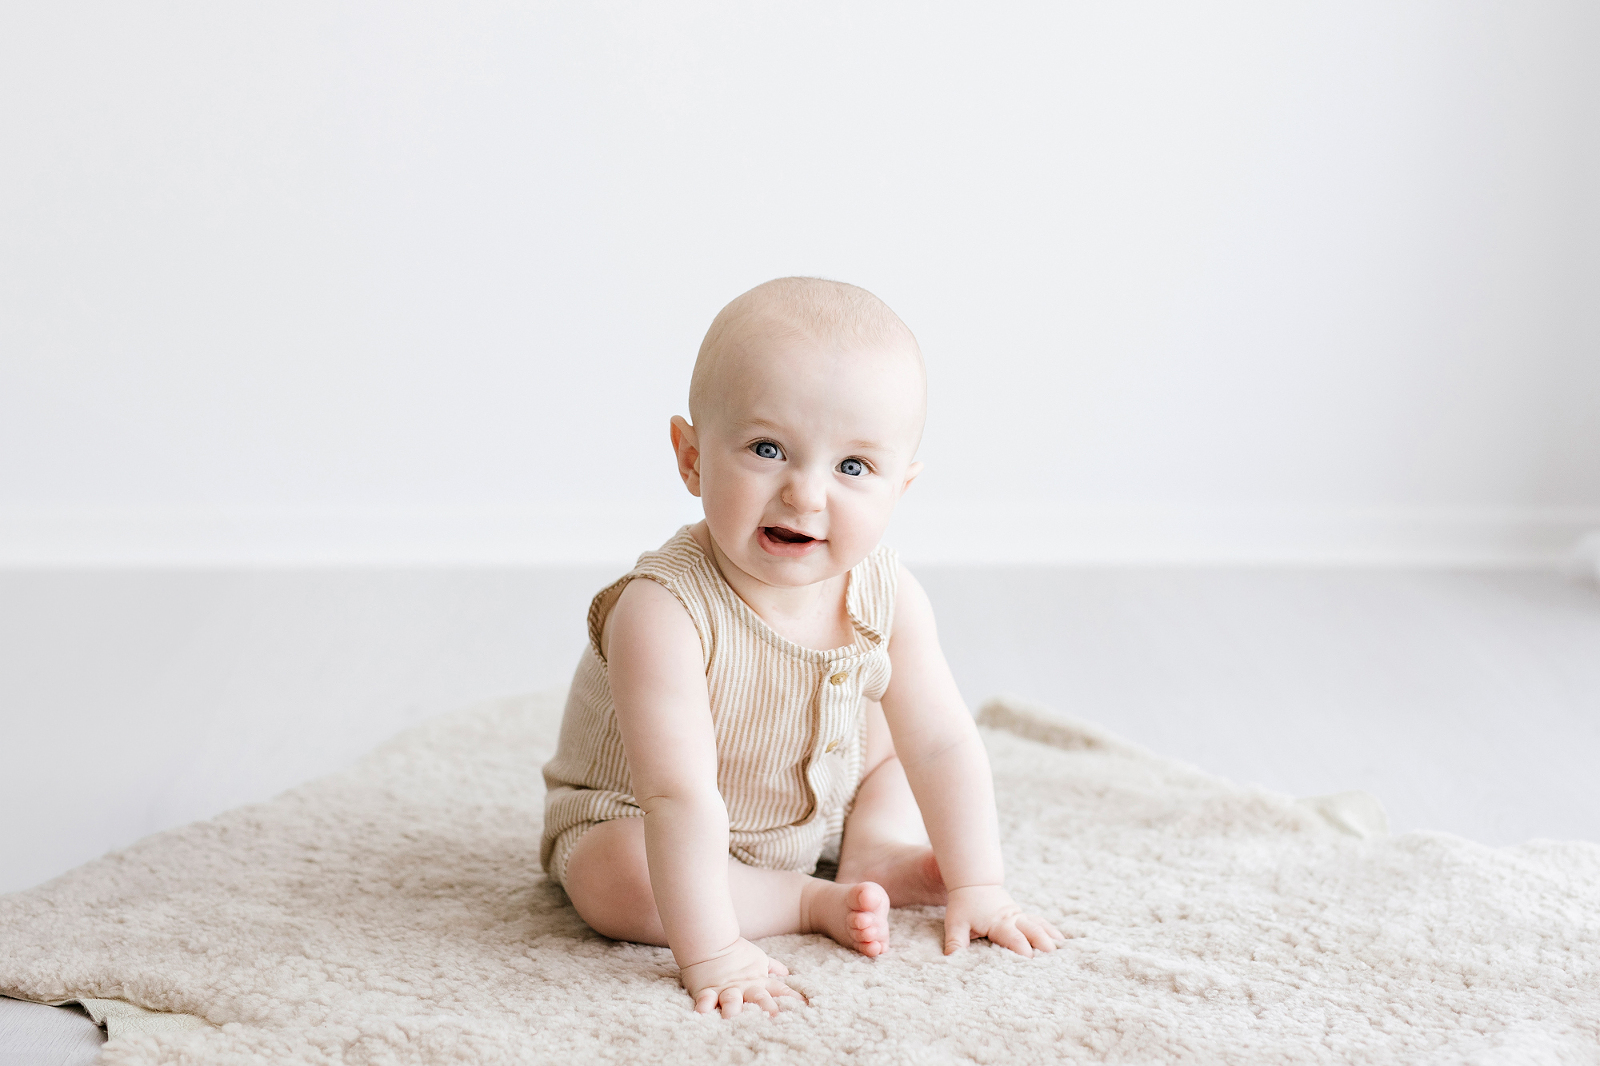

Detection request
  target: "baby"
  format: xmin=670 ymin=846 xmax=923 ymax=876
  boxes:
xmin=541 ymin=277 xmax=1062 ymax=1017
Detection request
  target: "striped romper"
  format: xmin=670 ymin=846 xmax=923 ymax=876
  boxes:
xmin=540 ymin=525 xmax=898 ymax=887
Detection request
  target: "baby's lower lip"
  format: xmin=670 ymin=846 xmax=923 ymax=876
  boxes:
xmin=758 ymin=526 xmax=822 ymax=557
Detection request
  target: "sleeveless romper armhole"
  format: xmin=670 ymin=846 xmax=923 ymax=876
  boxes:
xmin=584 ymin=576 xmax=629 ymax=664
xmin=848 ymin=546 xmax=900 ymax=648
xmin=585 ymin=571 xmax=710 ymax=669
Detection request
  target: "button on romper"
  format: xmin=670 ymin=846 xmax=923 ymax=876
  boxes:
xmin=540 ymin=526 xmax=898 ymax=887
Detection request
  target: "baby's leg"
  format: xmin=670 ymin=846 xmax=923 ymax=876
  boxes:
xmin=835 ymin=700 xmax=948 ymax=907
xmin=562 ymin=818 xmax=890 ymax=956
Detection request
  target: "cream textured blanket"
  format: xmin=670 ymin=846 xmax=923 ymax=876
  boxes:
xmin=2 ymin=691 xmax=1597 ymax=1065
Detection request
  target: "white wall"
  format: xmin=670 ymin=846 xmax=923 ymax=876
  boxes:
xmin=3 ymin=1 xmax=1597 ymax=567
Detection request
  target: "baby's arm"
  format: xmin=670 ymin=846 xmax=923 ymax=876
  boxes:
xmin=605 ymin=578 xmax=800 ymax=1014
xmin=879 ymin=565 xmax=1063 ymax=956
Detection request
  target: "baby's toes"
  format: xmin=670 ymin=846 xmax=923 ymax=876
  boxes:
xmin=853 ymin=924 xmax=887 ymax=956
xmin=846 ymin=882 xmax=891 ymax=954
xmin=847 ymin=880 xmax=889 ymax=916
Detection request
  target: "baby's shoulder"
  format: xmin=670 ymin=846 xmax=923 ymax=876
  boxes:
xmin=885 ymin=560 xmax=937 ymax=644
xmin=595 ymin=574 xmax=696 ymax=664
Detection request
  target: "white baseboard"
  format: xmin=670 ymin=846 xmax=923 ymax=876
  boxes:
xmin=0 ymin=505 xmax=691 ymax=568
xmin=885 ymin=501 xmax=1600 ymax=569
xmin=3 ymin=503 xmax=1598 ymax=569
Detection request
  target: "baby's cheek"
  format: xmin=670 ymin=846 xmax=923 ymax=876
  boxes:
xmin=834 ymin=493 xmax=898 ymax=548
xmin=701 ymin=471 xmax=764 ymax=525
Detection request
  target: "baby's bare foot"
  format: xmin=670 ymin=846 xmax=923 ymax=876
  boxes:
xmin=803 ymin=880 xmax=890 ymax=957
xmin=837 ymin=843 xmax=947 ymax=908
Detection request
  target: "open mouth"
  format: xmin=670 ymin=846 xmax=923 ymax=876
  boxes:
xmin=758 ymin=525 xmax=823 ymax=556
xmin=763 ymin=526 xmax=816 ymax=545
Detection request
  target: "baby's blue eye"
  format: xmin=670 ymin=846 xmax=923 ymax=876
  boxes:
xmin=839 ymin=458 xmax=865 ymax=477
xmin=753 ymin=441 xmax=782 ymax=460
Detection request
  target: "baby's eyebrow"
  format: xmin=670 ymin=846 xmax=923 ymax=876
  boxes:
xmin=734 ymin=418 xmax=783 ymax=433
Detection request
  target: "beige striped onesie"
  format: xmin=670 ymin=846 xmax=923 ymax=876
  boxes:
xmin=540 ymin=526 xmax=898 ymax=887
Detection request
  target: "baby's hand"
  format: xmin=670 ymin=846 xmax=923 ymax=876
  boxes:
xmin=943 ymin=885 xmax=1064 ymax=957
xmin=679 ymin=937 xmax=806 ymax=1018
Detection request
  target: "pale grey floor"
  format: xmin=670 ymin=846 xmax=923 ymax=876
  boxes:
xmin=0 ymin=998 xmax=102 ymax=1066
xmin=3 ymin=565 xmax=1599 ymax=1061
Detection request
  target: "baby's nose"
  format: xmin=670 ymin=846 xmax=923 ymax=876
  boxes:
xmin=782 ymin=468 xmax=828 ymax=512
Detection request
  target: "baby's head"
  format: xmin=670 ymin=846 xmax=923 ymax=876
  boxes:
xmin=671 ymin=277 xmax=925 ymax=588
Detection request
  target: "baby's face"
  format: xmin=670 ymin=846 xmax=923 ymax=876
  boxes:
xmin=680 ymin=335 xmax=924 ymax=589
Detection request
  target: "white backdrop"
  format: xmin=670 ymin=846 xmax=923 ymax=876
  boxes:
xmin=3 ymin=1 xmax=1597 ymax=566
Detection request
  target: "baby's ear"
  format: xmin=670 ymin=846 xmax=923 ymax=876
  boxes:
xmin=669 ymin=416 xmax=702 ymax=497
xmin=900 ymin=460 xmax=924 ymax=495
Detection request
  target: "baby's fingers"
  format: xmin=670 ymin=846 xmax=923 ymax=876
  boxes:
xmin=693 ymin=988 xmax=721 ymax=1014
xmin=718 ymin=987 xmax=745 ymax=1019
xmin=988 ymin=920 xmax=1035 ymax=958
xmin=767 ymin=958 xmax=790 ymax=977
xmin=1020 ymin=915 xmax=1060 ymax=953
xmin=944 ymin=915 xmax=971 ymax=955
xmin=768 ymin=978 xmax=806 ymax=1005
